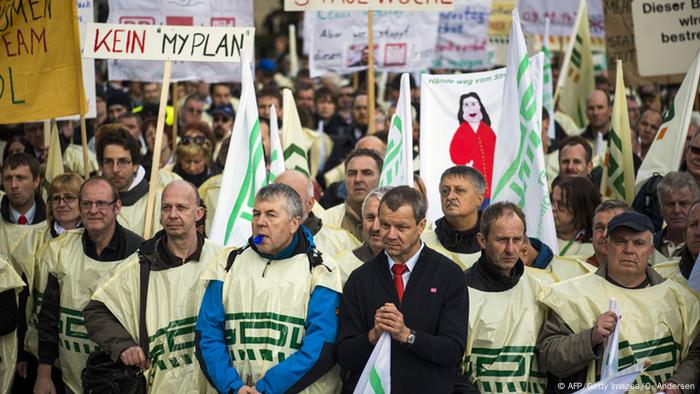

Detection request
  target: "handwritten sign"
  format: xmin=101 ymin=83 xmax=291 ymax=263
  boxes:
xmin=307 ymin=11 xmax=440 ymax=76
xmin=285 ymin=0 xmax=454 ymax=11
xmin=433 ymin=0 xmax=491 ymax=70
xmin=518 ymin=0 xmax=605 ymax=37
xmin=105 ymin=0 xmax=253 ymax=82
xmin=0 ymin=0 xmax=86 ymax=123
xmin=59 ymin=0 xmax=96 ymax=120
xmin=632 ymin=0 xmax=700 ymax=76
xmin=84 ymin=24 xmax=254 ymax=62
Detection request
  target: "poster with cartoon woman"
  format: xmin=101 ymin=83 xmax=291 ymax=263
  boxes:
xmin=449 ymin=92 xmax=496 ymax=199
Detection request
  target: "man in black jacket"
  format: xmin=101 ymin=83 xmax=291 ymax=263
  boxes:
xmin=337 ymin=186 xmax=468 ymax=393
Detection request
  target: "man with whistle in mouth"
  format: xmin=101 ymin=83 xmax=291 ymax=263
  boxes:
xmin=195 ymin=183 xmax=342 ymax=394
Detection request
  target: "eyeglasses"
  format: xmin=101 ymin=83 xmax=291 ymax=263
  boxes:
xmin=187 ymin=107 xmax=203 ymax=114
xmin=79 ymin=199 xmax=117 ymax=210
xmin=180 ymin=135 xmax=207 ymax=145
xmin=102 ymin=158 xmax=132 ymax=168
xmin=50 ymin=194 xmax=78 ymax=205
xmin=688 ymin=146 xmax=700 ymax=155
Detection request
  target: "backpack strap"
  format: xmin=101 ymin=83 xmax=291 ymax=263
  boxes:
xmin=138 ymin=253 xmax=152 ymax=357
xmin=225 ymin=246 xmax=249 ymax=272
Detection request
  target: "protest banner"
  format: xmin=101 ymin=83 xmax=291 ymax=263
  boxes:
xmin=433 ymin=0 xmax=491 ymax=70
xmin=0 ymin=0 xmax=87 ymax=124
xmin=518 ymin=0 xmax=605 ymax=38
xmin=632 ymin=0 xmax=700 ymax=77
xmin=105 ymin=0 xmax=253 ymax=82
xmin=419 ymin=54 xmax=543 ymax=222
xmin=285 ymin=0 xmax=454 ymax=11
xmin=603 ymin=0 xmax=684 ymax=86
xmin=84 ymin=24 xmax=254 ymax=62
xmin=380 ymin=73 xmax=413 ymax=187
xmin=306 ymin=11 xmax=440 ymax=77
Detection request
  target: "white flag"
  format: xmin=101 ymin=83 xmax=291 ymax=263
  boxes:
xmin=600 ymin=299 xmax=621 ymax=380
xmin=636 ymin=49 xmax=700 ymax=187
xmin=268 ymin=104 xmax=286 ymax=183
xmin=353 ymin=332 xmax=391 ymax=394
xmin=491 ymin=10 xmax=559 ymax=254
xmin=210 ymin=61 xmax=267 ymax=247
xmin=380 ymin=73 xmax=414 ymax=188
xmin=573 ymin=361 xmax=645 ymax=394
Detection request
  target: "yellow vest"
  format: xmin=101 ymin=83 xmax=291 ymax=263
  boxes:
xmin=313 ymin=225 xmax=360 ymax=259
xmin=22 ymin=224 xmax=55 ymax=358
xmin=547 ymin=255 xmax=597 ymax=281
xmin=538 ymin=273 xmax=700 ymax=392
xmin=63 ymin=144 xmax=99 ymax=175
xmin=208 ymin=247 xmax=343 ymax=393
xmin=91 ymin=240 xmax=226 ymax=393
xmin=119 ymin=188 xmax=163 ymax=237
xmin=653 ymin=261 xmax=681 ymax=279
xmin=317 ymin=204 xmax=361 ymax=246
xmin=557 ymin=238 xmax=594 ymax=257
xmin=199 ymin=174 xmax=222 ymax=236
xmin=0 ymin=257 xmax=25 ymax=394
xmin=464 ymin=268 xmax=552 ymax=393
xmin=44 ymin=229 xmax=133 ymax=393
xmin=334 ymin=250 xmax=364 ymax=286
xmin=421 ymin=229 xmax=480 ymax=270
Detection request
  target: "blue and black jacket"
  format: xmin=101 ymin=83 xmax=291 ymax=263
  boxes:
xmin=195 ymin=227 xmax=340 ymax=394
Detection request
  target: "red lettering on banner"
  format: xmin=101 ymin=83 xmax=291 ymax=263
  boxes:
xmin=211 ymin=17 xmax=236 ymax=27
xmin=93 ymin=27 xmax=146 ymax=54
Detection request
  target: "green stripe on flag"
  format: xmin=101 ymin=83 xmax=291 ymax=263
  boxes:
xmin=369 ymin=367 xmax=385 ymax=394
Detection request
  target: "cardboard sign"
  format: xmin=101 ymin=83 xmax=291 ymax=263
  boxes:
xmin=603 ymin=0 xmax=684 ymax=86
xmin=0 ymin=0 xmax=87 ymax=123
xmin=285 ymin=0 xmax=454 ymax=11
xmin=84 ymin=24 xmax=254 ymax=62
xmin=105 ymin=0 xmax=253 ymax=83
xmin=632 ymin=0 xmax=700 ymax=77
xmin=307 ymin=11 xmax=440 ymax=76
xmin=433 ymin=0 xmax=491 ymax=70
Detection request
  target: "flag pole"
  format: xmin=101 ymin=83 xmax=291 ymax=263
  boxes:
xmin=289 ymin=24 xmax=299 ymax=78
xmin=172 ymin=82 xmax=178 ymax=154
xmin=144 ymin=60 xmax=173 ymax=239
xmin=367 ymin=11 xmax=376 ymax=135
xmin=80 ymin=115 xmax=89 ymax=177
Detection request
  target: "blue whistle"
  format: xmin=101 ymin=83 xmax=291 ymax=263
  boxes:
xmin=253 ymin=234 xmax=265 ymax=244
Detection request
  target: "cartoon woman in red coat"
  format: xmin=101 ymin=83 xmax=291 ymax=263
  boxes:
xmin=450 ymin=92 xmax=496 ymax=199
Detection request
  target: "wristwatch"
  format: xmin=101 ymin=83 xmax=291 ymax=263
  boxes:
xmin=405 ymin=329 xmax=416 ymax=346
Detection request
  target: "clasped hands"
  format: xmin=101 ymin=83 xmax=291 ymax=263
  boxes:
xmin=368 ymin=303 xmax=411 ymax=345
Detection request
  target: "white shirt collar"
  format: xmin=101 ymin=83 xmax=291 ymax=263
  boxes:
xmin=10 ymin=202 xmax=36 ymax=224
xmin=386 ymin=241 xmax=424 ymax=274
xmin=128 ymin=165 xmax=146 ymax=191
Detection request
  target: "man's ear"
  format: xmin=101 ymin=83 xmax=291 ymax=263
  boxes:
xmin=476 ymin=232 xmax=487 ymax=250
xmin=417 ymin=218 xmax=426 ymax=234
xmin=195 ymin=206 xmax=205 ymax=222
xmin=290 ymin=216 xmax=301 ymax=234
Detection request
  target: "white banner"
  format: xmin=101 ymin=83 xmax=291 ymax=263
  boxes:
xmin=420 ymin=68 xmax=506 ymax=221
xmin=307 ymin=11 xmax=440 ymax=77
xmin=105 ymin=0 xmax=253 ymax=82
xmin=286 ymin=0 xmax=454 ymax=11
xmin=85 ymin=24 xmax=254 ymax=62
xmin=433 ymin=0 xmax=491 ymax=70
xmin=518 ymin=0 xmax=605 ymax=37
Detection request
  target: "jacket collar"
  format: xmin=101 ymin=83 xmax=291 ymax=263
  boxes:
xmin=434 ymin=214 xmax=481 ymax=254
xmin=119 ymin=173 xmax=149 ymax=206
xmin=0 ymin=193 xmax=47 ymax=224
xmin=594 ymin=262 xmax=665 ymax=288
xmin=467 ymin=252 xmax=524 ymax=292
xmin=303 ymin=212 xmax=323 ymax=236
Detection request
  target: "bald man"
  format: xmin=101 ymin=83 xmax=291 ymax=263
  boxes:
xmin=580 ymin=90 xmax=611 ymax=157
xmin=84 ymin=180 xmax=227 ymax=393
xmin=275 ymin=170 xmax=358 ymax=258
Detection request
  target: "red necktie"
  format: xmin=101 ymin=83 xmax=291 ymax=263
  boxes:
xmin=18 ymin=215 xmax=27 ymax=225
xmin=391 ymin=264 xmax=408 ymax=302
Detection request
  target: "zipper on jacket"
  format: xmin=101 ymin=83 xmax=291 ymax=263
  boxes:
xmin=262 ymin=258 xmax=272 ymax=277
